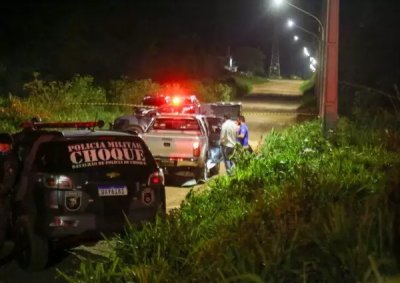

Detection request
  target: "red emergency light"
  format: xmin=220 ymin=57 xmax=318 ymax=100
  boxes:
xmin=0 ymin=143 xmax=11 ymax=153
xmin=171 ymin=96 xmax=183 ymax=106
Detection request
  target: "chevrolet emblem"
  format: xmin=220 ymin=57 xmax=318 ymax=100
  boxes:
xmin=106 ymin=172 xmax=120 ymax=179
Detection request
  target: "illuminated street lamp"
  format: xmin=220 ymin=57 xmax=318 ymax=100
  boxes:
xmin=273 ymin=0 xmax=284 ymax=5
xmin=273 ymin=0 xmax=324 ymax=39
xmin=303 ymin=47 xmax=310 ymax=57
xmin=293 ymin=35 xmax=299 ymax=42
xmin=287 ymin=19 xmax=295 ymax=28
xmin=273 ymin=0 xmax=327 ymax=126
xmin=273 ymin=0 xmax=340 ymax=134
xmin=286 ymin=19 xmax=320 ymax=42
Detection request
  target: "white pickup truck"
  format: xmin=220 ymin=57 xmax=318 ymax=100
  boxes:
xmin=142 ymin=114 xmax=211 ymax=181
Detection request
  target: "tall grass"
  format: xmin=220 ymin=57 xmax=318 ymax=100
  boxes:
xmin=299 ymin=74 xmax=316 ymax=94
xmin=61 ymin=117 xmax=400 ymax=282
xmin=0 ymin=74 xmax=234 ymax=132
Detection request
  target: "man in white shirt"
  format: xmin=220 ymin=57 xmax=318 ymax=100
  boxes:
xmin=220 ymin=114 xmax=238 ymax=174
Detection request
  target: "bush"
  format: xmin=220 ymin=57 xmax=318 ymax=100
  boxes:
xmin=0 ymin=74 xmax=236 ymax=132
xmin=108 ymin=77 xmax=160 ymax=106
xmin=0 ymin=74 xmax=119 ymax=131
xmin=192 ymin=81 xmax=232 ymax=102
xmin=62 ymin=118 xmax=400 ymax=282
xmin=299 ymin=74 xmax=316 ymax=94
xmin=222 ymin=74 xmax=254 ymax=99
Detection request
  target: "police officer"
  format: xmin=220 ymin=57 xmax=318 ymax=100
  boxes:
xmin=0 ymin=135 xmax=19 ymax=251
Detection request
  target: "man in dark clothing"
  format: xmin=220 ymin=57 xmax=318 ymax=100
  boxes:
xmin=0 ymin=137 xmax=19 ymax=251
xmin=237 ymin=115 xmax=252 ymax=153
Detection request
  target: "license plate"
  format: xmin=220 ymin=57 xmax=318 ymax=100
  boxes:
xmin=98 ymin=185 xmax=128 ymax=197
xmin=158 ymin=159 xmax=175 ymax=167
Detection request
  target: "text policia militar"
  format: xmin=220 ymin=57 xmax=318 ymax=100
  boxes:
xmin=67 ymin=141 xmax=147 ymax=168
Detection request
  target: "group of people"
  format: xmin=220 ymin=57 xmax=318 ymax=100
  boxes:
xmin=219 ymin=114 xmax=251 ymax=174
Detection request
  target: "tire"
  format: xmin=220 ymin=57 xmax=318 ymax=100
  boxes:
xmin=15 ymin=216 xmax=49 ymax=271
xmin=209 ymin=162 xmax=220 ymax=176
xmin=195 ymin=166 xmax=208 ymax=183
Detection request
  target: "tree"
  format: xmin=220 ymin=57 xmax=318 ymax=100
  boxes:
xmin=233 ymin=47 xmax=266 ymax=76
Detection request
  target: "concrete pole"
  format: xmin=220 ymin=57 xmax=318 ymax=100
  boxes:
xmin=322 ymin=0 xmax=339 ymax=132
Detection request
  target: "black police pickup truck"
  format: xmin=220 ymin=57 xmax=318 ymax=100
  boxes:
xmin=5 ymin=120 xmax=166 ymax=271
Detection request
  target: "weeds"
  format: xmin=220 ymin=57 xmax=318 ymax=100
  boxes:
xmin=0 ymin=74 xmax=233 ymax=132
xmin=59 ymin=117 xmax=400 ymax=282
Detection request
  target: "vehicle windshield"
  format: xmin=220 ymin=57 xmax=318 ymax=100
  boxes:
xmin=150 ymin=118 xmax=200 ymax=131
xmin=34 ymin=137 xmax=156 ymax=173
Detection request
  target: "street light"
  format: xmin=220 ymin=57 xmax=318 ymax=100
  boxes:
xmin=273 ymin=0 xmax=327 ymax=125
xmin=293 ymin=35 xmax=299 ymax=42
xmin=273 ymin=0 xmax=324 ymax=38
xmin=273 ymin=0 xmax=284 ymax=5
xmin=287 ymin=19 xmax=295 ymax=28
xmin=285 ymin=16 xmax=324 ymax=119
xmin=273 ymin=0 xmax=340 ymax=132
xmin=310 ymin=57 xmax=317 ymax=65
xmin=303 ymin=47 xmax=310 ymax=57
xmin=286 ymin=19 xmax=320 ymax=42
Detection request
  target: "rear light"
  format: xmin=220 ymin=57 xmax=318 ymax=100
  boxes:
xmin=148 ymin=169 xmax=164 ymax=186
xmin=193 ymin=141 xmax=200 ymax=157
xmin=49 ymin=216 xmax=79 ymax=227
xmin=44 ymin=175 xmax=73 ymax=189
xmin=0 ymin=143 xmax=11 ymax=153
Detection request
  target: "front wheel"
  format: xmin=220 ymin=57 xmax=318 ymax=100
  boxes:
xmin=209 ymin=162 xmax=220 ymax=176
xmin=15 ymin=216 xmax=49 ymax=271
xmin=194 ymin=166 xmax=208 ymax=183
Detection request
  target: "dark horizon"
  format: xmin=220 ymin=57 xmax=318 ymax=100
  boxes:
xmin=0 ymin=0 xmax=399 ymax=93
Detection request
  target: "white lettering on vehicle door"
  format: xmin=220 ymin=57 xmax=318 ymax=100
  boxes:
xmin=69 ymin=141 xmax=147 ymax=168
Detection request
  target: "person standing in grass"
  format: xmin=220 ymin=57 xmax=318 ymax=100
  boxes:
xmin=220 ymin=114 xmax=238 ymax=174
xmin=236 ymin=115 xmax=252 ymax=153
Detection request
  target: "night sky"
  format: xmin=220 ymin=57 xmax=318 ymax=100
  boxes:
xmin=0 ymin=0 xmax=399 ymax=93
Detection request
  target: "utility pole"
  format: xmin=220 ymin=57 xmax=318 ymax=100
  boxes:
xmin=269 ymin=21 xmax=281 ymax=78
xmin=321 ymin=0 xmax=339 ymax=132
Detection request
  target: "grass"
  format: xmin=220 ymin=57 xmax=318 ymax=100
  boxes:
xmin=298 ymin=74 xmax=318 ymax=114
xmin=299 ymin=74 xmax=316 ymax=94
xmin=61 ymin=116 xmax=400 ymax=283
xmin=222 ymin=74 xmax=269 ymax=99
xmin=3 ymin=73 xmax=400 ymax=282
xmin=0 ymin=75 xmax=235 ymax=132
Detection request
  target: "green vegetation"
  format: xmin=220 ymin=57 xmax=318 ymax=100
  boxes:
xmin=223 ymin=74 xmax=268 ymax=99
xmin=298 ymin=74 xmax=318 ymax=114
xmin=299 ymin=74 xmax=316 ymax=94
xmin=0 ymin=74 xmax=233 ymax=132
xmin=233 ymin=47 xmax=266 ymax=76
xmin=60 ymin=110 xmax=400 ymax=282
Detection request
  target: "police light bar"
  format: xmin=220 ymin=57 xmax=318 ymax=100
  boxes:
xmin=21 ymin=120 xmax=105 ymax=129
xmin=171 ymin=96 xmax=182 ymax=106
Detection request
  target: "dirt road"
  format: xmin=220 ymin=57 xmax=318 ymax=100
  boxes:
xmin=0 ymin=79 xmax=304 ymax=283
xmin=243 ymin=79 xmax=304 ymax=150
